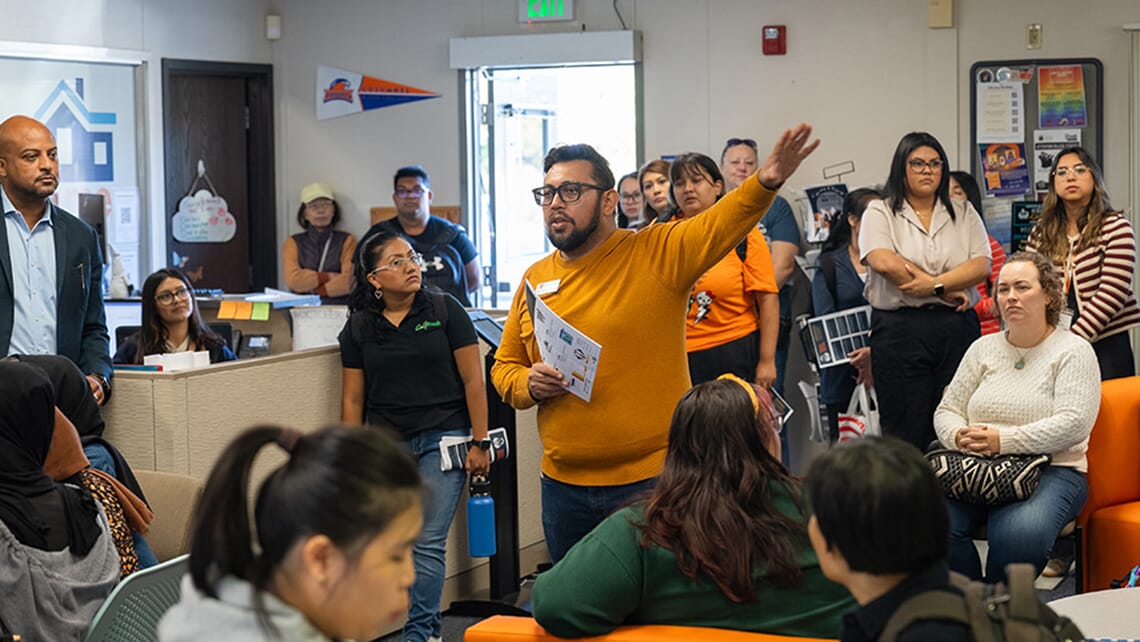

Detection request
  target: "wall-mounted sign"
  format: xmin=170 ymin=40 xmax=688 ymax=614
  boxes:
xmin=518 ymin=0 xmax=574 ymax=22
xmin=316 ymin=65 xmax=439 ymax=121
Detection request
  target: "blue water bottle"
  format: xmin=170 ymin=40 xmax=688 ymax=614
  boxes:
xmin=467 ymin=473 xmax=497 ymax=557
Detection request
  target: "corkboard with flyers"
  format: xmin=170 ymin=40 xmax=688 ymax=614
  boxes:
xmin=969 ymin=58 xmax=1102 ymax=252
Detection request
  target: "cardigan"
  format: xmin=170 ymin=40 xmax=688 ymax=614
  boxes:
xmin=1028 ymin=213 xmax=1140 ymax=342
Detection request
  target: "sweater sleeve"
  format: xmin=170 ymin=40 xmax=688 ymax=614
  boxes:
xmin=282 ymin=236 xmax=320 ymax=293
xmin=531 ymin=511 xmax=644 ymax=638
xmin=999 ymin=340 xmax=1101 ymax=454
xmin=489 ymin=279 xmax=538 ymax=410
xmin=933 ymin=342 xmax=983 ymax=447
xmin=1072 ymin=215 xmax=1137 ymax=341
xmin=320 ymin=233 xmax=358 ymax=298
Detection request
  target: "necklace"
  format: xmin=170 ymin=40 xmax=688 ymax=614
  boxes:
xmin=1006 ymin=328 xmax=1051 ymax=370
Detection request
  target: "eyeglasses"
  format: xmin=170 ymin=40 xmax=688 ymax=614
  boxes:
xmin=155 ymin=287 xmax=191 ymax=306
xmin=531 ymin=182 xmax=607 ymax=206
xmin=1055 ymin=165 xmax=1089 ymax=179
xmin=907 ymin=158 xmax=944 ymax=172
xmin=619 ymin=191 xmax=642 ymax=202
xmin=305 ymin=199 xmax=334 ymax=210
xmin=395 ymin=188 xmax=427 ymax=198
xmin=369 ymin=253 xmax=424 ymax=274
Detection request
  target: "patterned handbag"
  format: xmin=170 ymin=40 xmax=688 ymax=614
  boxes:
xmin=925 ymin=450 xmax=1052 ymax=506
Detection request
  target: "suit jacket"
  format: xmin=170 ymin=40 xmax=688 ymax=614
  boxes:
xmin=0 ymin=201 xmax=112 ymax=380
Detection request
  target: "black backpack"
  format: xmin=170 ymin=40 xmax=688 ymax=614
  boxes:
xmin=880 ymin=564 xmax=1084 ymax=642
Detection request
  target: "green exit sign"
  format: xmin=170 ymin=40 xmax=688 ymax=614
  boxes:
xmin=519 ymin=0 xmax=574 ymax=22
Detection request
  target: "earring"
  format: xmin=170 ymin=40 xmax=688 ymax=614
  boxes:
xmin=374 ymin=288 xmax=383 ymax=300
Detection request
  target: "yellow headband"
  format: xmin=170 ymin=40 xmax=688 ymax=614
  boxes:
xmin=716 ymin=373 xmax=759 ymax=413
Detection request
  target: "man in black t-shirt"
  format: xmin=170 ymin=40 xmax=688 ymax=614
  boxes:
xmin=363 ymin=165 xmax=480 ymax=305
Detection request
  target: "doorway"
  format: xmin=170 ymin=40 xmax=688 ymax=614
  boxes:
xmin=162 ymin=59 xmax=275 ymax=293
xmin=465 ymin=64 xmax=639 ymax=307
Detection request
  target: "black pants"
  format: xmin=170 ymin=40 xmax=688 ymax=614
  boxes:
xmin=687 ymin=331 xmax=759 ymax=385
xmin=869 ymin=306 xmax=980 ymax=452
xmin=1091 ymin=331 xmax=1135 ymax=380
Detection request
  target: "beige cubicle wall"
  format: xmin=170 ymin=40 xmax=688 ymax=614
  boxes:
xmin=102 ymin=341 xmax=547 ymax=620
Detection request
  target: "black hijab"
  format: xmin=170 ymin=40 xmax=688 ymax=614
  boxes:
xmin=12 ymin=354 xmax=106 ymax=437
xmin=0 ymin=361 xmax=103 ymax=554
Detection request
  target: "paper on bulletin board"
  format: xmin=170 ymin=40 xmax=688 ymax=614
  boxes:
xmin=976 ymin=83 xmax=1025 ymax=144
xmin=982 ymin=198 xmax=1013 ymax=252
xmin=109 ymin=187 xmax=139 ymax=245
xmin=1038 ymin=65 xmax=1087 ymax=128
xmin=979 ymin=143 xmax=1031 ymax=198
xmin=1031 ymin=129 xmax=1081 ymax=192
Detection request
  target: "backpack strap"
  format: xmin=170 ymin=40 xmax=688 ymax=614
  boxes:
xmin=880 ymin=590 xmax=971 ymax=642
xmin=431 ymin=290 xmax=449 ymax=323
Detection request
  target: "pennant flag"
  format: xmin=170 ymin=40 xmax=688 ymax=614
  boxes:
xmin=316 ymin=64 xmax=439 ymax=120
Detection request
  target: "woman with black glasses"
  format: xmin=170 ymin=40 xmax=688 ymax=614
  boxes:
xmin=113 ymin=268 xmax=237 ymax=364
xmin=859 ymin=132 xmax=990 ymax=451
xmin=339 ymin=229 xmax=491 ymax=642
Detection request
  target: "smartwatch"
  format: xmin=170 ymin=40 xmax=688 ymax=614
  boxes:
xmin=933 ymin=282 xmax=946 ymax=297
xmin=471 ymin=438 xmax=493 ymax=451
xmin=89 ymin=373 xmax=112 ymax=404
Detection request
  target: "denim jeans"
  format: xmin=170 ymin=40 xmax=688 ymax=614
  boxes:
xmin=947 ymin=465 xmax=1087 ymax=582
xmin=403 ymin=428 xmax=468 ymax=642
xmin=82 ymin=443 xmax=158 ymax=568
xmin=540 ymin=474 xmax=656 ymax=563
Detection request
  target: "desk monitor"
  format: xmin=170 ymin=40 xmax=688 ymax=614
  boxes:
xmin=467 ymin=310 xmax=503 ymax=349
xmin=104 ymin=300 xmax=142 ymax=355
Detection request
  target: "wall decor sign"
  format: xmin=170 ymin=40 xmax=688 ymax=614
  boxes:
xmin=316 ymin=64 xmax=439 ymax=120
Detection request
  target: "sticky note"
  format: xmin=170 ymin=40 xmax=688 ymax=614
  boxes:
xmin=234 ymin=301 xmax=254 ymax=320
xmin=217 ymin=301 xmax=237 ymax=319
xmin=251 ymin=302 xmax=270 ymax=321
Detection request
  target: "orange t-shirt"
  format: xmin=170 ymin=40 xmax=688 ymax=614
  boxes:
xmin=685 ymin=227 xmax=778 ymax=352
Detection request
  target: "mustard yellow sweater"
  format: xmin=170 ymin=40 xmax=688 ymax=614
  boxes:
xmin=491 ymin=176 xmax=778 ymax=485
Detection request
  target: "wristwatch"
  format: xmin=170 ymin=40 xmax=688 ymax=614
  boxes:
xmin=471 ymin=438 xmax=493 ymax=451
xmin=89 ymin=373 xmax=112 ymax=404
xmin=933 ymin=282 xmax=946 ymax=297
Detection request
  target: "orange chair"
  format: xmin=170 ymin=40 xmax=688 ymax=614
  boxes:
xmin=1079 ymin=376 xmax=1140 ymax=591
xmin=463 ymin=615 xmax=837 ymax=642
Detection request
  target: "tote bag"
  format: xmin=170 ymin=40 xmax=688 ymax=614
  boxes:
xmin=837 ymin=385 xmax=880 ymax=442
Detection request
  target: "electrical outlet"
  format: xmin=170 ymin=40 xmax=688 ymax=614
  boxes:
xmin=1027 ymin=24 xmax=1043 ymax=49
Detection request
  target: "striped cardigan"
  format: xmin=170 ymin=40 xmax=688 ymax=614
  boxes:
xmin=1028 ymin=213 xmax=1140 ymax=342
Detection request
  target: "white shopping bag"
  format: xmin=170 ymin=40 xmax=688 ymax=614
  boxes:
xmin=836 ymin=385 xmax=880 ymax=443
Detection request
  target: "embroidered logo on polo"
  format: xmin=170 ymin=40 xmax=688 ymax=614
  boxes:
xmin=415 ymin=320 xmax=442 ymax=332
xmin=422 ymin=255 xmax=445 ymax=272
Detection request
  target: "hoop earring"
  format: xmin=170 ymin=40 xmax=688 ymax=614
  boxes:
xmin=374 ymin=289 xmax=383 ymax=300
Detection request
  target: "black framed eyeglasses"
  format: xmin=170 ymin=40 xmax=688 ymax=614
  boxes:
xmin=531 ymin=182 xmax=607 ymax=206
xmin=155 ymin=287 xmax=191 ymax=306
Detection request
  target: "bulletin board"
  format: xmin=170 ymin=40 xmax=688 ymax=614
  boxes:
xmin=969 ymin=58 xmax=1102 ymax=251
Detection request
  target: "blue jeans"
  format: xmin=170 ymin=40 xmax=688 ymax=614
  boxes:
xmin=540 ymin=474 xmax=656 ymax=563
xmin=82 ymin=443 xmax=158 ymax=569
xmin=947 ymin=465 xmax=1087 ymax=582
xmin=403 ymin=428 xmax=467 ymax=642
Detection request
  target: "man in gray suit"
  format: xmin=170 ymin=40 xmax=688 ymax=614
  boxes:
xmin=0 ymin=115 xmax=111 ymax=404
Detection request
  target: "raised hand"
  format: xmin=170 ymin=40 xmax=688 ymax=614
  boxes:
xmin=757 ymin=124 xmax=820 ymax=190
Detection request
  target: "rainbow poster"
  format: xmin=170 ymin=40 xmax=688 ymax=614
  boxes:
xmin=1038 ymin=65 xmax=1086 ymax=129
xmin=316 ymin=65 xmax=439 ymax=121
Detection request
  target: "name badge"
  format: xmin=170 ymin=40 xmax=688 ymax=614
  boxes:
xmin=535 ymin=279 xmax=561 ymax=296
xmin=1058 ymin=309 xmax=1074 ymax=331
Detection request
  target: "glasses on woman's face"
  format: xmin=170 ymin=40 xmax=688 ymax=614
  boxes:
xmin=305 ymin=199 xmax=334 ymax=210
xmin=907 ymin=158 xmax=944 ymax=173
xmin=369 ymin=253 xmax=425 ymax=274
xmin=155 ymin=287 xmax=191 ymax=306
xmin=1054 ymin=165 xmax=1089 ymax=179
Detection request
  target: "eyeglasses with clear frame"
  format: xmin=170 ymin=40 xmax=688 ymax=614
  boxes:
xmin=155 ymin=287 xmax=191 ymax=306
xmin=369 ymin=253 xmax=425 ymax=274
xmin=531 ymin=182 xmax=607 ymax=206
xmin=394 ymin=188 xmax=427 ymax=198
xmin=1054 ymin=165 xmax=1089 ymax=179
xmin=907 ymin=158 xmax=944 ymax=172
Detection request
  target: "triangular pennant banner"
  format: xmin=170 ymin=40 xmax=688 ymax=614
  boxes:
xmin=316 ymin=65 xmax=440 ymax=121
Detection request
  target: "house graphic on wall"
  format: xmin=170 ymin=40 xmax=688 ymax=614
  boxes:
xmin=34 ymin=78 xmax=116 ymax=182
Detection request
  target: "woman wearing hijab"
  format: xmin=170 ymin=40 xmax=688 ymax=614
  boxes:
xmin=0 ymin=361 xmax=120 ymax=640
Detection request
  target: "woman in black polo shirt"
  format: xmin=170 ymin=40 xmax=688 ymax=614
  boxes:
xmin=339 ymin=229 xmax=490 ymax=642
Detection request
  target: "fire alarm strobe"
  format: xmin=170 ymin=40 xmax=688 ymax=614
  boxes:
xmin=762 ymin=25 xmax=786 ymax=55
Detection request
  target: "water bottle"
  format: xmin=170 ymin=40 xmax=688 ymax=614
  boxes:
xmin=467 ymin=473 xmax=497 ymax=557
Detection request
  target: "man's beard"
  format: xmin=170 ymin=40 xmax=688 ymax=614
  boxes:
xmin=547 ymin=202 xmax=601 ymax=253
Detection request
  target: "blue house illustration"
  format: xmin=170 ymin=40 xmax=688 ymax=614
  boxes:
xmin=34 ymin=79 xmax=116 ymax=182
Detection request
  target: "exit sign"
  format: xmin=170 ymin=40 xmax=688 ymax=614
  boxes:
xmin=519 ymin=0 xmax=574 ymax=22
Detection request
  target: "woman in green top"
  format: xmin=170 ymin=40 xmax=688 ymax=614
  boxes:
xmin=531 ymin=375 xmax=853 ymax=638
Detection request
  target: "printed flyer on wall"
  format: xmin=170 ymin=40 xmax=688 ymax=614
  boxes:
xmin=803 ymin=183 xmax=847 ymax=243
xmin=1032 ymin=129 xmax=1081 ymax=192
xmin=1038 ymin=65 xmax=1087 ymax=128
xmin=979 ymin=143 xmax=1031 ymax=197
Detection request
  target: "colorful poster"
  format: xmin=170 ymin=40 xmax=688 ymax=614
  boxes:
xmin=976 ymin=83 xmax=1025 ymax=143
xmin=1010 ymin=201 xmax=1043 ymax=253
xmin=979 ymin=143 xmax=1031 ymax=197
xmin=316 ymin=64 xmax=439 ymax=120
xmin=1032 ymin=129 xmax=1081 ymax=192
xmin=1038 ymin=66 xmax=1087 ymax=128
xmin=803 ymin=183 xmax=847 ymax=243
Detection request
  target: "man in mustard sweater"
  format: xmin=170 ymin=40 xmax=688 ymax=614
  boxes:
xmin=491 ymin=125 xmax=818 ymax=562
